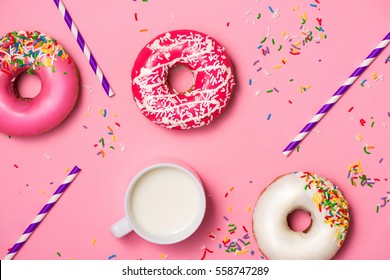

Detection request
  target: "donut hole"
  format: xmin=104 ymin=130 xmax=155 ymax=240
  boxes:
xmin=287 ymin=209 xmax=312 ymax=233
xmin=14 ymin=72 xmax=42 ymax=100
xmin=167 ymin=64 xmax=195 ymax=94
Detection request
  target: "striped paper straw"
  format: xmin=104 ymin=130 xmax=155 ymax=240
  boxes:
xmin=53 ymin=0 xmax=114 ymax=97
xmin=282 ymin=32 xmax=390 ymax=156
xmin=3 ymin=166 xmax=81 ymax=260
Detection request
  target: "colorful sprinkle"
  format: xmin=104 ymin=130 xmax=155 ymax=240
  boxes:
xmin=363 ymin=146 xmax=371 ymax=155
xmin=159 ymin=253 xmax=168 ymax=259
xmin=355 ymin=135 xmax=363 ymax=141
xmin=301 ymin=172 xmax=349 ymax=246
xmin=0 ymin=31 xmax=70 ymax=73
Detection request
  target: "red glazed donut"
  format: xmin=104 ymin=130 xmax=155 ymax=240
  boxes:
xmin=131 ymin=30 xmax=235 ymax=129
xmin=0 ymin=31 xmax=79 ymax=136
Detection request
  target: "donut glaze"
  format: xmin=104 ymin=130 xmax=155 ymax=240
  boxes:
xmin=0 ymin=31 xmax=79 ymax=136
xmin=131 ymin=30 xmax=235 ymax=129
xmin=252 ymin=172 xmax=350 ymax=259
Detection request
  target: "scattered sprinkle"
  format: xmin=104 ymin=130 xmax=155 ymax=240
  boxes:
xmin=363 ymin=146 xmax=371 ymax=155
xmin=43 ymin=153 xmax=51 ymax=160
xmin=108 ymin=254 xmax=116 ymax=260
xmin=347 ymin=161 xmax=376 ymax=188
xmin=159 ymin=253 xmax=168 ymax=259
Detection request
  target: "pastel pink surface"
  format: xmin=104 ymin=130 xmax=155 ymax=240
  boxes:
xmin=0 ymin=0 xmax=389 ymax=260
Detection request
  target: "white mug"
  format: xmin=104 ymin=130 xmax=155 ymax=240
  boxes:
xmin=110 ymin=161 xmax=206 ymax=244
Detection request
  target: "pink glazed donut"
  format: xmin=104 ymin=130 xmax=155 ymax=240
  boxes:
xmin=131 ymin=30 xmax=235 ymax=129
xmin=0 ymin=31 xmax=79 ymax=136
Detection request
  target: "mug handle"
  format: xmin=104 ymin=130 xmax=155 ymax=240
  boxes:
xmin=110 ymin=217 xmax=133 ymax=238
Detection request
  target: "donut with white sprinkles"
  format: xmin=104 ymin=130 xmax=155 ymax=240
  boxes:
xmin=131 ymin=30 xmax=235 ymax=129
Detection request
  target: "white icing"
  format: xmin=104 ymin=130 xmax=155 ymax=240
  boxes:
xmin=252 ymin=172 xmax=349 ymax=260
xmin=132 ymin=31 xmax=234 ymax=129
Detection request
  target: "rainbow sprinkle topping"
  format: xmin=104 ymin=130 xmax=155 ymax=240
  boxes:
xmin=0 ymin=31 xmax=69 ymax=75
xmin=300 ymin=172 xmax=350 ymax=247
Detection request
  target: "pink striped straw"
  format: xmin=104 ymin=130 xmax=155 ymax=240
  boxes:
xmin=283 ymin=32 xmax=390 ymax=156
xmin=3 ymin=166 xmax=81 ymax=260
xmin=52 ymin=0 xmax=114 ymax=97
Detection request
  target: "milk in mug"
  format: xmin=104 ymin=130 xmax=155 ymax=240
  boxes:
xmin=129 ymin=166 xmax=203 ymax=239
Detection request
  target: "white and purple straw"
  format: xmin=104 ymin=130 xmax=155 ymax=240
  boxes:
xmin=3 ymin=166 xmax=81 ymax=260
xmin=53 ymin=0 xmax=114 ymax=97
xmin=282 ymin=32 xmax=390 ymax=156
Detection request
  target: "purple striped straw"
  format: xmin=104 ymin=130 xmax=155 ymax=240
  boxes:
xmin=3 ymin=166 xmax=81 ymax=260
xmin=283 ymin=32 xmax=390 ymax=156
xmin=53 ymin=0 xmax=114 ymax=97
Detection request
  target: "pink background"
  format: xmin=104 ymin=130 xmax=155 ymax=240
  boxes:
xmin=1 ymin=0 xmax=389 ymax=260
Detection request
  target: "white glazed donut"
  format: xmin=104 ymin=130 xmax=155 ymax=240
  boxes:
xmin=252 ymin=171 xmax=350 ymax=259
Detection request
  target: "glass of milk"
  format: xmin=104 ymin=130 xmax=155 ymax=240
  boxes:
xmin=110 ymin=161 xmax=206 ymax=244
